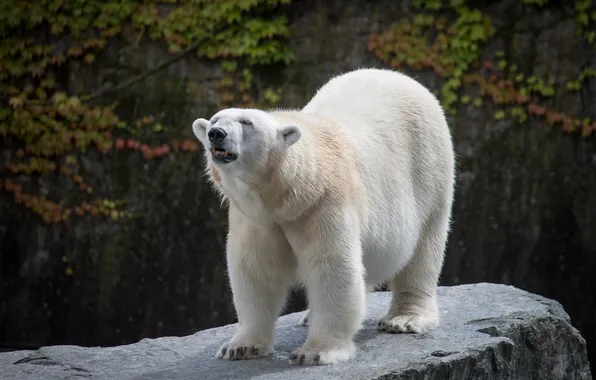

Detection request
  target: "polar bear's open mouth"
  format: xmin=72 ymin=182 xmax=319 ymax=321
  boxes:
xmin=211 ymin=147 xmax=238 ymax=163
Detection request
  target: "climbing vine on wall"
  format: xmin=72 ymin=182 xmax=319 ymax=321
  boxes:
xmin=0 ymin=0 xmax=293 ymax=225
xmin=368 ymin=0 xmax=596 ymax=137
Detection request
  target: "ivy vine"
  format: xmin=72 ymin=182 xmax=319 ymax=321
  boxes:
xmin=368 ymin=0 xmax=596 ymax=137
xmin=0 ymin=0 xmax=294 ymax=226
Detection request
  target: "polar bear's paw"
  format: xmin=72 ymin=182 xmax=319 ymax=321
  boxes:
xmin=216 ymin=339 xmax=271 ymax=360
xmin=289 ymin=338 xmax=356 ymax=365
xmin=377 ymin=312 xmax=438 ymax=334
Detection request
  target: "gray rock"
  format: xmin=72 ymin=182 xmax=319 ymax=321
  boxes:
xmin=0 ymin=283 xmax=591 ymax=380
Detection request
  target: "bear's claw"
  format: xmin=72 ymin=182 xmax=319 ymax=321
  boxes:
xmin=297 ymin=309 xmax=309 ymax=326
xmin=216 ymin=342 xmax=269 ymax=360
xmin=289 ymin=339 xmax=355 ymax=365
xmin=377 ymin=312 xmax=438 ymax=334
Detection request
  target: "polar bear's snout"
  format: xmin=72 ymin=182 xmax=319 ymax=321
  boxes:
xmin=208 ymin=127 xmax=227 ymax=144
xmin=207 ymin=126 xmax=238 ymax=164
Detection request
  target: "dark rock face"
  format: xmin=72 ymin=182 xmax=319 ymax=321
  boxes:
xmin=1 ymin=0 xmax=595 ymax=374
xmin=0 ymin=284 xmax=591 ymax=380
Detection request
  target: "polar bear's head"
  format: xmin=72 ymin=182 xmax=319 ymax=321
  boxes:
xmin=192 ymin=108 xmax=302 ymax=175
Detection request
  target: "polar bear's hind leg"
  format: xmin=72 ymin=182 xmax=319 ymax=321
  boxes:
xmin=377 ymin=207 xmax=451 ymax=334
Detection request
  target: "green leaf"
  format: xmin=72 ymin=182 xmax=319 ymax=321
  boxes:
xmin=494 ymin=110 xmax=506 ymax=120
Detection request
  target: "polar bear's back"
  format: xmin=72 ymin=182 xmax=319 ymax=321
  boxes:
xmin=301 ymin=68 xmax=453 ymax=193
xmin=302 ymin=68 xmax=447 ymax=141
xmin=301 ymin=67 xmax=453 ymax=198
xmin=301 ymin=68 xmax=454 ymax=283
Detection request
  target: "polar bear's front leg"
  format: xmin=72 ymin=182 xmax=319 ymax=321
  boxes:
xmin=297 ymin=283 xmax=376 ymax=327
xmin=286 ymin=205 xmax=366 ymax=365
xmin=216 ymin=207 xmax=296 ymax=361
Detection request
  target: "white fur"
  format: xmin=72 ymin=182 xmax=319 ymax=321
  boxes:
xmin=191 ymin=68 xmax=455 ymax=365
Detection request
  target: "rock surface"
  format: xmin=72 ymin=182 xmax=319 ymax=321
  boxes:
xmin=0 ymin=283 xmax=591 ymax=380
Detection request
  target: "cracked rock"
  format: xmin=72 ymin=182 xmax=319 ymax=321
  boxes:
xmin=0 ymin=283 xmax=591 ymax=380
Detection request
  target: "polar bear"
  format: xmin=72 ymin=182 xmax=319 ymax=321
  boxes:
xmin=191 ymin=68 xmax=455 ymax=366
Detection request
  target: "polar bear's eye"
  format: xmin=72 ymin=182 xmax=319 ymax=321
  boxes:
xmin=238 ymin=119 xmax=253 ymax=126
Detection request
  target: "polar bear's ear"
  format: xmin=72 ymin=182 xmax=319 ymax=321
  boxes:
xmin=277 ymin=124 xmax=302 ymax=148
xmin=192 ymin=118 xmax=210 ymax=145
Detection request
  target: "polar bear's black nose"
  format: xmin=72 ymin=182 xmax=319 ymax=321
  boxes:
xmin=208 ymin=127 xmax=227 ymax=143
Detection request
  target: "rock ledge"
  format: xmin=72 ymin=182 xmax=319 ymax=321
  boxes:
xmin=0 ymin=283 xmax=592 ymax=380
